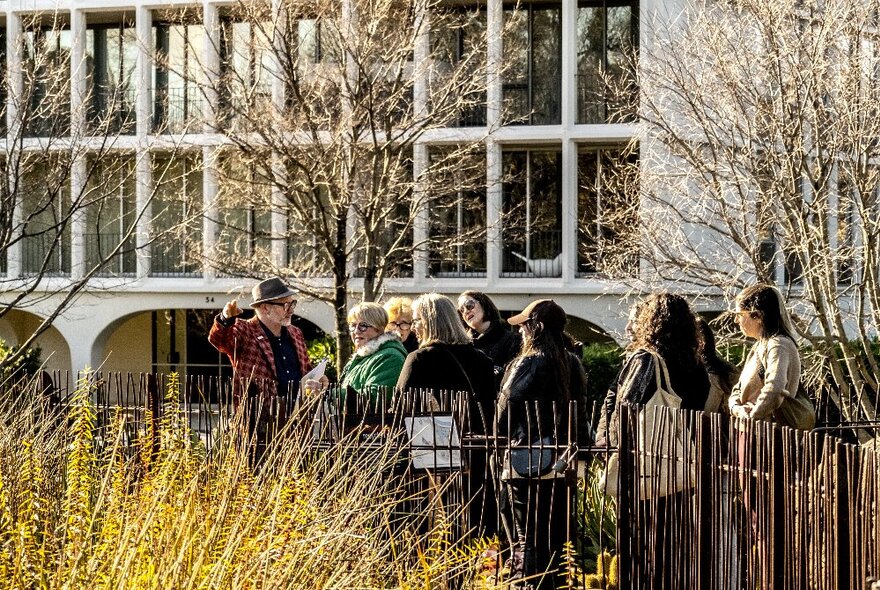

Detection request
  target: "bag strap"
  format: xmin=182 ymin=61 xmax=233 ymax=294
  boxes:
xmin=645 ymin=349 xmax=681 ymax=401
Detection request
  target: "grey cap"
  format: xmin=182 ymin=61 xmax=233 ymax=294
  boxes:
xmin=251 ymin=277 xmax=296 ymax=306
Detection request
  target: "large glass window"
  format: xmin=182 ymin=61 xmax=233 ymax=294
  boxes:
xmin=219 ymin=16 xmax=274 ymax=130
xmin=23 ymin=23 xmax=72 ymax=137
xmin=577 ymin=146 xmax=638 ymax=276
xmin=428 ymin=148 xmax=486 ymax=276
xmin=84 ymin=155 xmax=137 ymax=276
xmin=214 ymin=154 xmax=273 ymax=275
xmin=86 ymin=21 xmax=137 ymax=135
xmin=431 ymin=9 xmax=486 ymax=127
xmin=153 ymin=19 xmax=204 ymax=133
xmin=502 ymin=150 xmax=562 ymax=277
xmin=577 ymin=1 xmax=638 ymax=124
xmin=151 ymin=154 xmax=203 ymax=276
xmin=20 ymin=155 xmax=71 ymax=276
xmin=503 ymin=2 xmax=561 ymax=125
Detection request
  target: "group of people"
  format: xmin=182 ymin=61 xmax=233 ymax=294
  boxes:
xmin=209 ymin=277 xmax=813 ymax=589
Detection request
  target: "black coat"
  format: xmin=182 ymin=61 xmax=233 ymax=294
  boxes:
xmin=495 ymin=351 xmax=591 ymax=447
xmin=396 ymin=343 xmax=496 ymax=433
xmin=401 ymin=332 xmax=420 ymax=354
xmin=595 ymin=348 xmax=710 ymax=447
xmin=471 ymin=321 xmax=522 ymax=387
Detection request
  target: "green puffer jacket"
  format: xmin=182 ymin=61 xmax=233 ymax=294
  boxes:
xmin=340 ymin=333 xmax=408 ymax=404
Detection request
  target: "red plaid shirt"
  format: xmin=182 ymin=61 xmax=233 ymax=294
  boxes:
xmin=209 ymin=315 xmax=312 ymax=403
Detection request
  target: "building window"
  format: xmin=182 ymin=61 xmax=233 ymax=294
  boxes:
xmin=86 ymin=21 xmax=137 ymax=135
xmin=428 ymin=148 xmax=487 ymax=277
xmin=153 ymin=19 xmax=204 ymax=134
xmin=23 ymin=23 xmax=72 ymax=138
xmin=84 ymin=155 xmax=137 ymax=277
xmin=577 ymin=146 xmax=639 ymax=276
xmin=577 ymin=1 xmax=638 ymax=124
xmin=430 ymin=8 xmax=487 ymax=127
xmin=20 ymin=155 xmax=72 ymax=277
xmin=503 ymin=2 xmax=561 ymax=125
xmin=214 ymin=154 xmax=273 ymax=275
xmin=151 ymin=154 xmax=203 ymax=277
xmin=502 ymin=150 xmax=562 ymax=277
xmin=219 ymin=16 xmax=274 ymax=130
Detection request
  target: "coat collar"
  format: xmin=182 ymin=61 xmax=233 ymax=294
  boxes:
xmin=353 ymin=332 xmax=401 ymax=358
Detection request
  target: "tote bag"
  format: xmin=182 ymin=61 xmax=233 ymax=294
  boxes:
xmin=601 ymin=351 xmax=696 ymax=500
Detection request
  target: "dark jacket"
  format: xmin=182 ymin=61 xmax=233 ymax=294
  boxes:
xmin=471 ymin=321 xmax=522 ymax=388
xmin=595 ymin=348 xmax=710 ymax=447
xmin=495 ymin=351 xmax=591 ymax=447
xmin=396 ymin=343 xmax=496 ymax=433
xmin=401 ymin=332 xmax=420 ymax=354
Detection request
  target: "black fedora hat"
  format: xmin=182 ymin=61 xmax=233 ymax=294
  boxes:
xmin=251 ymin=277 xmax=296 ymax=306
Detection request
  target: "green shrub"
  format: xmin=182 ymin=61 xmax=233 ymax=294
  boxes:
xmin=581 ymin=343 xmax=625 ymax=411
xmin=576 ymin=460 xmax=617 ymax=576
xmin=0 ymin=339 xmax=43 ymax=383
xmin=307 ymin=334 xmax=338 ymax=382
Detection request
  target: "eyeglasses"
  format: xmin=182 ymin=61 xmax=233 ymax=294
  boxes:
xmin=348 ymin=322 xmax=374 ymax=333
xmin=388 ymin=321 xmax=412 ymax=329
xmin=265 ymin=300 xmax=297 ymax=311
xmin=458 ymin=299 xmax=477 ymax=314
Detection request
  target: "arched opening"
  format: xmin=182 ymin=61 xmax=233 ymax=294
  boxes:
xmin=0 ymin=309 xmax=73 ymax=374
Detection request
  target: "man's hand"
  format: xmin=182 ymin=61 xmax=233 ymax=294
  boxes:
xmin=302 ymin=375 xmax=330 ymax=394
xmin=222 ymin=299 xmax=243 ymax=320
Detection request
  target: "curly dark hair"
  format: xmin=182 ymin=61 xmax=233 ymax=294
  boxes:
xmin=629 ymin=293 xmax=701 ymax=369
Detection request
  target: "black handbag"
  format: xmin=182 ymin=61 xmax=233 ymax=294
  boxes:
xmin=509 ymin=435 xmax=556 ymax=477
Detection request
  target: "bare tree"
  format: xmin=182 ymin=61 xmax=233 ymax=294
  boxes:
xmin=0 ymin=13 xmax=190 ymax=373
xmin=196 ymin=0 xmax=498 ymax=369
xmin=609 ymin=0 xmax=880 ymax=430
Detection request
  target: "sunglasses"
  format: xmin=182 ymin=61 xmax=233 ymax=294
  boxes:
xmin=458 ymin=299 xmax=478 ymax=314
xmin=388 ymin=321 xmax=412 ymax=329
xmin=348 ymin=322 xmax=374 ymax=333
xmin=265 ymin=300 xmax=297 ymax=311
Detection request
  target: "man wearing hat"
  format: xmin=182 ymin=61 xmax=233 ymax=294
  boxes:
xmin=209 ymin=277 xmax=323 ymax=455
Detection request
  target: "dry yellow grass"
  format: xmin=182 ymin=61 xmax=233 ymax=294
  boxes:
xmin=0 ymin=373 xmax=484 ymax=589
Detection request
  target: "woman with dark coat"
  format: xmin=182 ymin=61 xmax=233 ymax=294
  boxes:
xmin=597 ymin=293 xmax=709 ymax=589
xmin=496 ymin=299 xmax=590 ymax=589
xmin=396 ymin=293 xmax=495 ymax=432
xmin=458 ymin=291 xmax=521 ymax=388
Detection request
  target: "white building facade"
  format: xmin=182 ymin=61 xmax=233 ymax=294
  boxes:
xmin=0 ymin=0 xmax=679 ymax=377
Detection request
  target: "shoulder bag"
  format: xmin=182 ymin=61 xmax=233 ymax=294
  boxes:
xmin=601 ymin=350 xmax=696 ymax=500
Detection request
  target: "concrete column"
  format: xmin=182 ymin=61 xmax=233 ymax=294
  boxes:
xmin=203 ymin=145 xmax=218 ymax=280
xmin=135 ymin=6 xmax=153 ymax=278
xmin=5 ymin=10 xmax=22 ymax=278
xmin=202 ymin=1 xmax=220 ymax=133
xmin=562 ymin=139 xmax=577 ymax=281
xmin=486 ymin=140 xmax=502 ymax=281
xmin=413 ymin=143 xmax=429 ymax=279
xmin=69 ymin=9 xmax=88 ymax=281
xmin=486 ymin=0 xmax=502 ymax=130
xmin=271 ymin=155 xmax=288 ymax=268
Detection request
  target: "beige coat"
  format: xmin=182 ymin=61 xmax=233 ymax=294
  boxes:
xmin=730 ymin=335 xmax=800 ymax=421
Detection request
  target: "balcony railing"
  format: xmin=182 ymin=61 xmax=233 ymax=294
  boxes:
xmin=502 ymin=79 xmax=561 ymax=125
xmin=150 ymin=239 xmax=201 ymax=278
xmin=502 ymin=229 xmax=562 ymax=278
xmin=84 ymin=233 xmax=136 ymax=277
xmin=153 ymin=86 xmax=203 ymax=134
xmin=89 ymin=86 xmax=137 ymax=135
xmin=22 ymin=234 xmax=70 ymax=277
xmin=576 ymin=73 xmax=637 ymax=125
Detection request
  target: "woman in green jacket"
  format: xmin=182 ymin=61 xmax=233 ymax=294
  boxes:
xmin=340 ymin=302 xmax=407 ymax=409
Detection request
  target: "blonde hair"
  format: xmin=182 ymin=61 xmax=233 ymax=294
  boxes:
xmin=347 ymin=302 xmax=388 ymax=331
xmin=384 ymin=296 xmax=413 ymax=323
xmin=413 ymin=293 xmax=471 ymax=346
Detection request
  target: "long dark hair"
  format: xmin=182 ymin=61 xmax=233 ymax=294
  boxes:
xmin=630 ymin=293 xmax=701 ymax=371
xmin=697 ymin=317 xmax=737 ymax=389
xmin=460 ymin=290 xmax=503 ymax=324
xmin=737 ymin=284 xmax=794 ymax=340
xmin=519 ymin=300 xmax=571 ymax=404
